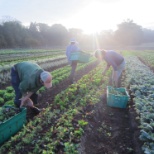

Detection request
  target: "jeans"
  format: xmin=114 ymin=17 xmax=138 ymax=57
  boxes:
xmin=69 ymin=61 xmax=78 ymax=81
xmin=112 ymin=60 xmax=125 ymax=87
xmin=11 ymin=67 xmax=38 ymax=107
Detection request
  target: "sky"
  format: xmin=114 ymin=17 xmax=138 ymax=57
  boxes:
xmin=0 ymin=0 xmax=154 ymax=34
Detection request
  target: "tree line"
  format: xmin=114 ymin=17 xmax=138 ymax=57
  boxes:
xmin=0 ymin=19 xmax=154 ymax=50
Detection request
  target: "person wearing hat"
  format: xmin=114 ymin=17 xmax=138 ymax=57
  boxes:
xmin=66 ymin=38 xmax=80 ymax=83
xmin=95 ymin=49 xmax=125 ymax=87
xmin=11 ymin=61 xmax=52 ymax=114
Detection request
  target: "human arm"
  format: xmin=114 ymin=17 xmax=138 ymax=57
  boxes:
xmin=19 ymin=81 xmax=33 ymax=107
xmin=20 ymin=91 xmax=33 ymax=108
xmin=102 ymin=65 xmax=110 ymax=76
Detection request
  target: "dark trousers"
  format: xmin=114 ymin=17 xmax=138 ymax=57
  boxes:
xmin=11 ymin=67 xmax=38 ymax=107
xmin=69 ymin=61 xmax=78 ymax=81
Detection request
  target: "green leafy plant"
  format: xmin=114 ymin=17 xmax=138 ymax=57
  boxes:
xmin=78 ymin=120 xmax=88 ymax=127
xmin=6 ymin=86 xmax=14 ymax=93
xmin=3 ymin=92 xmax=14 ymax=101
xmin=0 ymin=90 xmax=6 ymax=97
xmin=0 ymin=97 xmax=4 ymax=105
xmin=64 ymin=142 xmax=78 ymax=154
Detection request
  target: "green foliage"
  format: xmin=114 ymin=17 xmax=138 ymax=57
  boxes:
xmin=52 ymin=79 xmax=59 ymax=86
xmin=6 ymin=86 xmax=14 ymax=93
xmin=5 ymin=100 xmax=14 ymax=106
xmin=109 ymin=87 xmax=126 ymax=96
xmin=0 ymin=97 xmax=4 ymax=105
xmin=0 ymin=107 xmax=20 ymax=123
xmin=38 ymin=87 xmax=45 ymax=93
xmin=0 ymin=90 xmax=6 ymax=97
xmin=64 ymin=142 xmax=78 ymax=154
xmin=78 ymin=120 xmax=88 ymax=127
xmin=3 ymin=92 xmax=14 ymax=101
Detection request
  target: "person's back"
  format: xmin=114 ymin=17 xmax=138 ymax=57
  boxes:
xmin=14 ymin=61 xmax=43 ymax=94
xmin=66 ymin=39 xmax=80 ymax=83
xmin=15 ymin=61 xmax=43 ymax=81
xmin=104 ymin=50 xmax=124 ymax=70
xmin=95 ymin=49 xmax=125 ymax=87
xmin=11 ymin=61 xmax=52 ymax=112
xmin=66 ymin=43 xmax=80 ymax=62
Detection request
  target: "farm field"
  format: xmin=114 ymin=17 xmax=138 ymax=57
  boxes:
xmin=0 ymin=49 xmax=154 ymax=154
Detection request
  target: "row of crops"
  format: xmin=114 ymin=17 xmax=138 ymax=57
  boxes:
xmin=0 ymin=57 xmax=111 ymax=153
xmin=122 ymin=52 xmax=154 ymax=153
xmin=1 ymin=48 xmax=154 ymax=153
xmin=0 ymin=58 xmax=96 ymax=107
xmin=0 ymin=49 xmax=94 ymax=86
xmin=0 ymin=49 xmax=67 ymax=86
xmin=134 ymin=50 xmax=154 ymax=67
xmin=0 ymin=57 xmax=67 ymax=86
xmin=0 ymin=49 xmax=65 ymax=63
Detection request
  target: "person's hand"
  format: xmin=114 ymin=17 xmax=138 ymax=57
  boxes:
xmin=27 ymin=99 xmax=34 ymax=107
xmin=19 ymin=97 xmax=28 ymax=108
xmin=20 ymin=101 xmax=24 ymax=108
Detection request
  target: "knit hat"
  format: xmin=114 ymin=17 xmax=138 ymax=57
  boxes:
xmin=40 ymin=71 xmax=52 ymax=88
xmin=70 ymin=38 xmax=77 ymax=43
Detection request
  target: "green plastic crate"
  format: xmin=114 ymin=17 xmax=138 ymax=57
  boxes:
xmin=70 ymin=51 xmax=91 ymax=63
xmin=0 ymin=106 xmax=27 ymax=145
xmin=107 ymin=86 xmax=130 ymax=108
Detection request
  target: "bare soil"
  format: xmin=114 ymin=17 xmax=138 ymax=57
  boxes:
xmin=32 ymin=60 xmax=143 ymax=154
xmin=79 ymin=90 xmax=143 ymax=154
xmin=2 ymin=60 xmax=144 ymax=154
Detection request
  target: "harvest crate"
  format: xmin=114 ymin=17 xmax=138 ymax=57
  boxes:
xmin=107 ymin=86 xmax=130 ymax=108
xmin=0 ymin=106 xmax=27 ymax=145
xmin=70 ymin=51 xmax=90 ymax=63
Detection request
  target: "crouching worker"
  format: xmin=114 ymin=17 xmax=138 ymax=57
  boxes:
xmin=11 ymin=61 xmax=52 ymax=114
xmin=95 ymin=49 xmax=125 ymax=87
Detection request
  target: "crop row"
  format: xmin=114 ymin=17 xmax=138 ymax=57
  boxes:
xmin=0 ymin=49 xmax=63 ymax=55
xmin=0 ymin=49 xmax=65 ymax=63
xmin=0 ymin=62 xmax=111 ymax=153
xmin=0 ymin=58 xmax=96 ymax=106
xmin=122 ymin=56 xmax=154 ymax=153
xmin=0 ymin=56 xmax=68 ymax=86
xmin=134 ymin=50 xmax=154 ymax=68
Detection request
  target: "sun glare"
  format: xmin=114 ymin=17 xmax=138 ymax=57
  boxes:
xmin=75 ymin=2 xmax=103 ymax=34
xmin=62 ymin=1 xmax=125 ymax=34
xmin=71 ymin=2 xmax=116 ymax=34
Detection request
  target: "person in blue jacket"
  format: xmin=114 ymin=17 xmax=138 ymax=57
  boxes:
xmin=95 ymin=49 xmax=125 ymax=87
xmin=66 ymin=38 xmax=80 ymax=83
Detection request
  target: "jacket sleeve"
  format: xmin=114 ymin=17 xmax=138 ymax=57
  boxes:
xmin=19 ymin=81 xmax=28 ymax=94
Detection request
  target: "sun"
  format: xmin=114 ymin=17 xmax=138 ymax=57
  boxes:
xmin=71 ymin=2 xmax=112 ymax=34
xmin=61 ymin=1 xmax=120 ymax=35
xmin=63 ymin=1 xmax=119 ymax=34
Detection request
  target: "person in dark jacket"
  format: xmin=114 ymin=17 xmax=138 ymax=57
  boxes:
xmin=95 ymin=49 xmax=125 ymax=87
xmin=11 ymin=61 xmax=52 ymax=113
xmin=66 ymin=38 xmax=80 ymax=83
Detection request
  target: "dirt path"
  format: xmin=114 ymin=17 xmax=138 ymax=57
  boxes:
xmin=9 ymin=58 xmax=144 ymax=154
xmin=26 ymin=60 xmax=100 ymax=119
xmin=35 ymin=60 xmax=144 ymax=154
xmin=79 ymin=91 xmax=143 ymax=154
